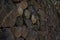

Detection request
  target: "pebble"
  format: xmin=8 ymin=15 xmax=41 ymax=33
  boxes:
xmin=24 ymin=19 xmax=32 ymax=27
xmin=12 ymin=27 xmax=22 ymax=38
xmin=31 ymin=14 xmax=37 ymax=24
xmin=26 ymin=30 xmax=38 ymax=40
xmin=31 ymin=0 xmax=41 ymax=9
xmin=19 ymin=1 xmax=28 ymax=9
xmin=15 ymin=16 xmax=23 ymax=26
xmin=22 ymin=26 xmax=28 ymax=38
xmin=11 ymin=26 xmax=28 ymax=38
xmin=24 ymin=10 xmax=31 ymax=19
xmin=18 ymin=7 xmax=23 ymax=16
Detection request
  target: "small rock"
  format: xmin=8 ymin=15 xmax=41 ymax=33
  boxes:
xmin=12 ymin=27 xmax=22 ymax=38
xmin=11 ymin=26 xmax=28 ymax=38
xmin=31 ymin=14 xmax=37 ymax=24
xmin=22 ymin=26 xmax=28 ymax=38
xmin=18 ymin=7 xmax=23 ymax=16
xmin=26 ymin=30 xmax=38 ymax=40
xmin=15 ymin=16 xmax=23 ymax=26
xmin=19 ymin=1 xmax=28 ymax=9
xmin=24 ymin=10 xmax=31 ymax=19
xmin=24 ymin=19 xmax=32 ymax=27
xmin=31 ymin=25 xmax=40 ymax=31
xmin=31 ymin=0 xmax=41 ymax=9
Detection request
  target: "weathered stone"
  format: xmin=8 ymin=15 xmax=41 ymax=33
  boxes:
xmin=19 ymin=1 xmax=28 ymax=9
xmin=31 ymin=25 xmax=40 ymax=31
xmin=30 ymin=0 xmax=42 ymax=9
xmin=12 ymin=27 xmax=22 ymax=38
xmin=24 ymin=19 xmax=32 ymax=27
xmin=31 ymin=14 xmax=37 ymax=24
xmin=24 ymin=10 xmax=31 ymax=19
xmin=15 ymin=16 xmax=23 ymax=26
xmin=18 ymin=7 xmax=23 ymax=16
xmin=22 ymin=26 xmax=28 ymax=38
xmin=11 ymin=26 xmax=28 ymax=38
xmin=26 ymin=29 xmax=38 ymax=40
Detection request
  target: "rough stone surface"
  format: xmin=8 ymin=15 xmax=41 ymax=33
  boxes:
xmin=0 ymin=0 xmax=16 ymax=27
xmin=15 ymin=16 xmax=23 ymax=26
xmin=0 ymin=0 xmax=60 ymax=40
xmin=1 ymin=9 xmax=20 ymax=27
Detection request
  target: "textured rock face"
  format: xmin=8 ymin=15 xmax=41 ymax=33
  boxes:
xmin=0 ymin=0 xmax=22 ymax=27
xmin=0 ymin=0 xmax=60 ymax=40
xmin=1 ymin=9 xmax=19 ymax=27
